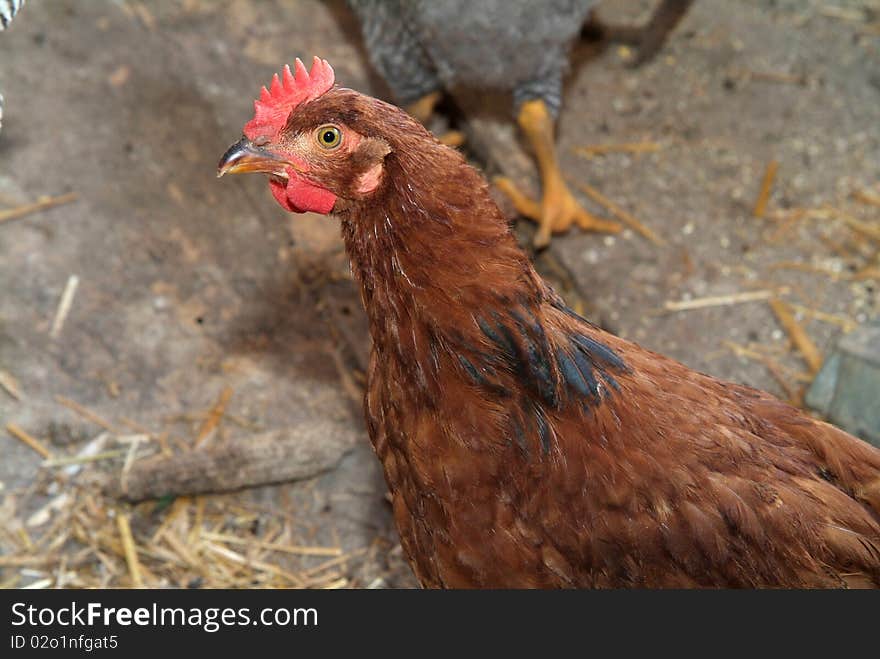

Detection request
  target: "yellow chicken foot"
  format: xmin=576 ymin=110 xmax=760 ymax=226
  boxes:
xmin=405 ymin=91 xmax=441 ymax=123
xmin=404 ymin=91 xmax=464 ymax=147
xmin=496 ymin=99 xmax=620 ymax=249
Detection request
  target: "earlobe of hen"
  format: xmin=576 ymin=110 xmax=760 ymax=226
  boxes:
xmin=354 ymin=137 xmax=391 ymax=195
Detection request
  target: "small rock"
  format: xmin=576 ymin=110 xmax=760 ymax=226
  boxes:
xmin=806 ymin=323 xmax=880 ymax=446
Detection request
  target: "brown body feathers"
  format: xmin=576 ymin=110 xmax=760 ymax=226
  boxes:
xmin=222 ymin=78 xmax=880 ymax=588
xmin=338 ymin=94 xmax=880 ymax=588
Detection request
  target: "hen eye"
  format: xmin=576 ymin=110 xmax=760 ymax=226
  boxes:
xmin=316 ymin=125 xmax=341 ymax=149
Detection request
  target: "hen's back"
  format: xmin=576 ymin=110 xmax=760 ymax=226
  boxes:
xmin=585 ymin=333 xmax=880 ymax=587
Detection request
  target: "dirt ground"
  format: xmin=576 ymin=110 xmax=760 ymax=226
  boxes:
xmin=0 ymin=0 xmax=877 ymax=588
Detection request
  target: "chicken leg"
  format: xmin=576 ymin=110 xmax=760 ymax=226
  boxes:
xmin=405 ymin=91 xmax=465 ymax=147
xmin=582 ymin=0 xmax=694 ymax=68
xmin=495 ymin=99 xmax=620 ymax=249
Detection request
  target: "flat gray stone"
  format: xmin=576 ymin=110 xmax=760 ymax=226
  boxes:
xmin=807 ymin=323 xmax=880 ymax=446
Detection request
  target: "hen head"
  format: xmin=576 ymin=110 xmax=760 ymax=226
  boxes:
xmin=218 ymin=57 xmax=393 ymax=214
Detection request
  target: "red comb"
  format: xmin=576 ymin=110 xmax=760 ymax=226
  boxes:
xmin=243 ymin=57 xmax=335 ymax=141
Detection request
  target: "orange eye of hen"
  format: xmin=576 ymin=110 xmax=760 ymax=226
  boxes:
xmin=316 ymin=125 xmax=342 ymax=149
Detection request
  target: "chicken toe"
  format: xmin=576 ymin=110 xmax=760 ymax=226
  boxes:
xmin=495 ymin=176 xmax=620 ymax=249
xmin=405 ymin=91 xmax=442 ymax=124
xmin=497 ymin=98 xmax=620 ymax=249
xmin=405 ymin=91 xmax=465 ymax=148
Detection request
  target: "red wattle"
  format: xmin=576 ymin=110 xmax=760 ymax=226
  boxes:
xmin=286 ymin=179 xmax=337 ymax=215
xmin=268 ymin=168 xmax=337 ymax=215
xmin=270 ymin=178 xmax=298 ymax=212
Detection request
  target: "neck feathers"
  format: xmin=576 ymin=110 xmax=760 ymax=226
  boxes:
xmin=340 ymin=137 xmax=539 ymax=333
xmin=339 ymin=129 xmax=627 ymax=418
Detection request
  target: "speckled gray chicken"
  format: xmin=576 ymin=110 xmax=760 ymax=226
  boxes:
xmin=0 ymin=0 xmax=26 ymax=134
xmin=347 ymin=0 xmax=692 ymax=248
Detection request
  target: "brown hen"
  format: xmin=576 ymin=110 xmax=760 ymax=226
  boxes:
xmin=219 ymin=58 xmax=880 ymax=588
